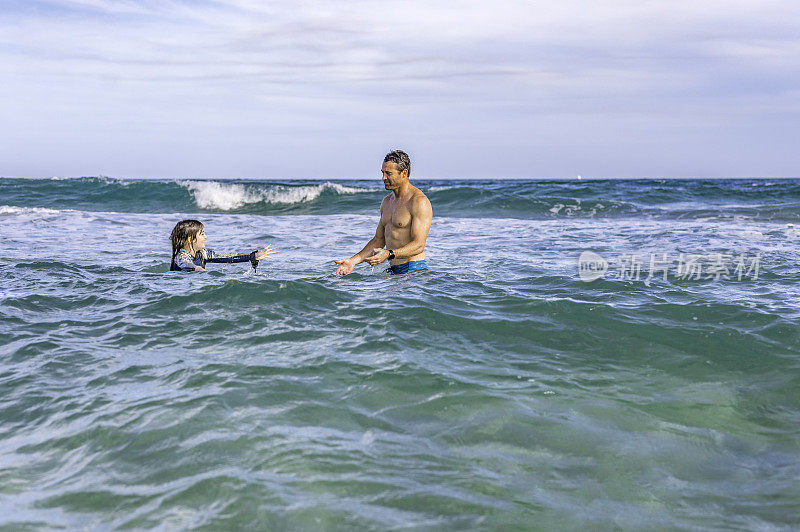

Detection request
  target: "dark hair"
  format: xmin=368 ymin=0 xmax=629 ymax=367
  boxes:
xmin=170 ymin=219 xmax=203 ymax=264
xmin=383 ymin=149 xmax=411 ymax=178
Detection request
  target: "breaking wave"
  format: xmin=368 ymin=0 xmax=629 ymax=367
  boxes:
xmin=179 ymin=181 xmax=368 ymax=210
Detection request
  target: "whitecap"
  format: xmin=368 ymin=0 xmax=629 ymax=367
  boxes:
xmin=180 ymin=181 xmax=263 ymax=210
xmin=549 ymin=203 xmax=581 ymax=215
xmin=263 ymin=182 xmax=367 ymax=204
xmin=0 ymin=205 xmax=63 ymax=216
xmin=179 ymin=181 xmax=368 ymax=210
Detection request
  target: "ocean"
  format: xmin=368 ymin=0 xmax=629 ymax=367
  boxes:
xmin=1 ymin=177 xmax=798 ymax=529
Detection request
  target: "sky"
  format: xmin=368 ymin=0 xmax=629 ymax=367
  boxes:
xmin=1 ymin=0 xmax=798 ymax=179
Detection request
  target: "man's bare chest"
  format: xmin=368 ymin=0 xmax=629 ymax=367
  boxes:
xmin=384 ymin=205 xmax=412 ymax=230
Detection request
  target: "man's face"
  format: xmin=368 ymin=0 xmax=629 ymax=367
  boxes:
xmin=381 ymin=161 xmax=407 ymax=190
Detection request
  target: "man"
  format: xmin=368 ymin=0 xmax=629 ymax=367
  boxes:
xmin=335 ymin=150 xmax=432 ymax=275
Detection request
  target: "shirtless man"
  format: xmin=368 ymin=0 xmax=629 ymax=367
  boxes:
xmin=335 ymin=150 xmax=432 ymax=275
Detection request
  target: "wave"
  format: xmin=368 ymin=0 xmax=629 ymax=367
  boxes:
xmin=0 ymin=177 xmax=380 ymax=216
xmin=179 ymin=181 xmax=369 ymax=211
xmin=2 ymin=177 xmax=800 ymax=220
xmin=0 ymin=205 xmax=64 ymax=216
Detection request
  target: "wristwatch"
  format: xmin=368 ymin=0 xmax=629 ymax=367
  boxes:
xmin=387 ymin=249 xmax=395 ymax=260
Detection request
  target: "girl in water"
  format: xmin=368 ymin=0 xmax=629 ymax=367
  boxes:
xmin=170 ymin=219 xmax=276 ymax=272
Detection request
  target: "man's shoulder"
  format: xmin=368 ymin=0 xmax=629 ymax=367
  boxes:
xmin=412 ymin=187 xmax=429 ymax=200
xmin=410 ymin=187 xmax=431 ymax=208
xmin=414 ymin=187 xmax=428 ymax=199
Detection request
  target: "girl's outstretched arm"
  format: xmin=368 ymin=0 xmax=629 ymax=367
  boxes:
xmin=204 ymin=249 xmax=252 ymax=264
xmin=205 ymin=245 xmax=277 ymax=268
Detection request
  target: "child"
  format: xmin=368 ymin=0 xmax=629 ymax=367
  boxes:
xmin=170 ymin=219 xmax=276 ymax=272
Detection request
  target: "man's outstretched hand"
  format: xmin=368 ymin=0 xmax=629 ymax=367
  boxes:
xmin=334 ymin=257 xmax=358 ymax=275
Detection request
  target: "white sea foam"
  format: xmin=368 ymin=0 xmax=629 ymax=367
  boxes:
xmin=0 ymin=205 xmax=63 ymax=216
xmin=180 ymin=181 xmax=368 ymax=210
xmin=733 ymin=230 xmax=765 ymax=239
xmin=549 ymin=203 xmax=582 ymax=215
xmin=180 ymin=181 xmax=263 ymax=210
xmin=98 ymin=176 xmax=133 ymax=186
xmin=264 ymin=182 xmax=367 ymax=204
xmin=46 ymin=175 xmax=132 ymax=185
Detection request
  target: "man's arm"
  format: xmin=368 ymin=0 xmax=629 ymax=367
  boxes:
xmin=364 ymin=194 xmax=432 ymax=265
xmin=335 ymin=199 xmax=388 ymax=275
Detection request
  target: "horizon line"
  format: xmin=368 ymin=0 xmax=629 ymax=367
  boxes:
xmin=3 ymin=175 xmax=800 ymax=181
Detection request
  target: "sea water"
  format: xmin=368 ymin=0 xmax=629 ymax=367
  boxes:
xmin=1 ymin=177 xmax=798 ymax=529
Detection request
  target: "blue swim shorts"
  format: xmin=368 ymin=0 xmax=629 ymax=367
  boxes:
xmin=387 ymin=260 xmax=428 ymax=275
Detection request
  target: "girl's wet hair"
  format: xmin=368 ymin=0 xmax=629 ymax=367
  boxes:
xmin=170 ymin=219 xmax=203 ymax=264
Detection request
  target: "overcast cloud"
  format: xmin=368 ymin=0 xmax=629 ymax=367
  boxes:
xmin=1 ymin=0 xmax=798 ymax=178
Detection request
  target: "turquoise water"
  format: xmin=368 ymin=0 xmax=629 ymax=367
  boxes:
xmin=1 ymin=178 xmax=799 ymax=529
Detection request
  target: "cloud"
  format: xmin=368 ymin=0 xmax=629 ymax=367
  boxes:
xmin=5 ymin=0 xmax=796 ymax=90
xmin=1 ymin=0 xmax=799 ymax=177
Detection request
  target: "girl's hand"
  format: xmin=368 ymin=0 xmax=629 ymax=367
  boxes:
xmin=254 ymin=245 xmax=277 ymax=261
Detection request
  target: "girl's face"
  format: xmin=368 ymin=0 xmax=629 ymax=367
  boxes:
xmin=191 ymin=227 xmax=206 ymax=251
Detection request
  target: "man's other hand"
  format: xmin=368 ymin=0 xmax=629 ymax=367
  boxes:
xmin=364 ymin=248 xmax=390 ymax=266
